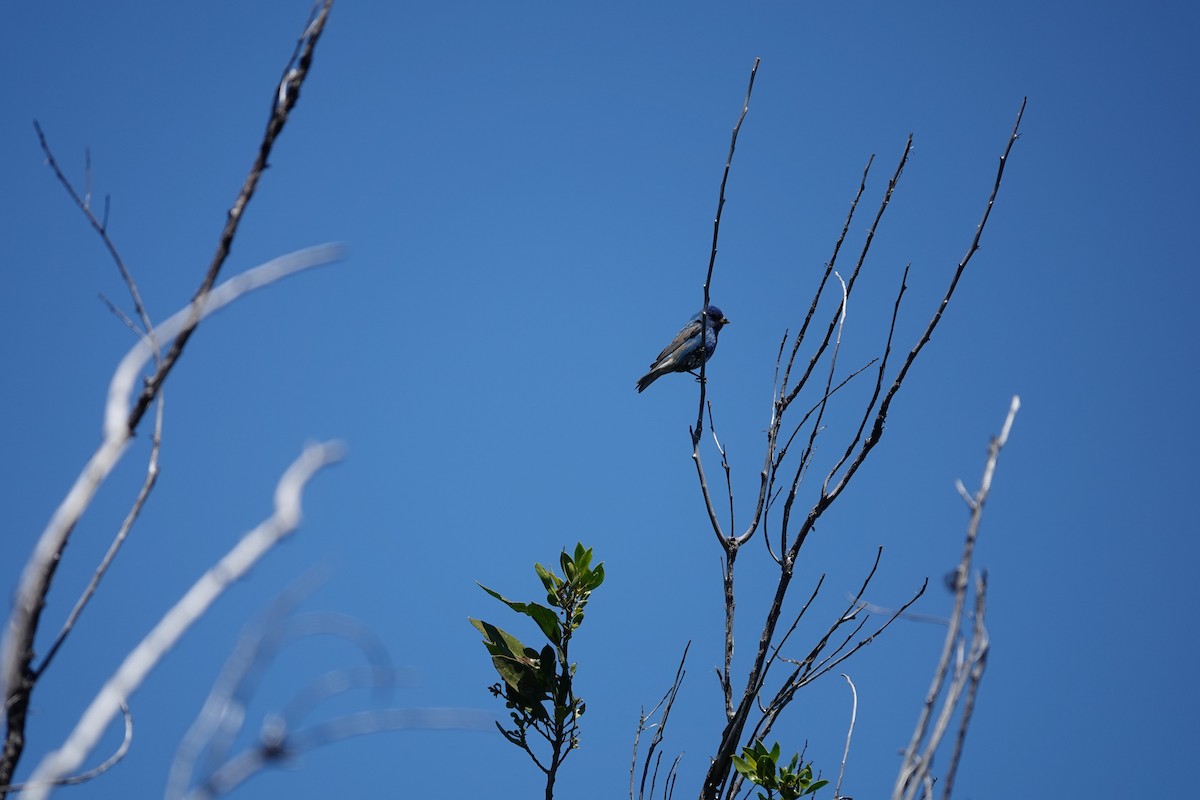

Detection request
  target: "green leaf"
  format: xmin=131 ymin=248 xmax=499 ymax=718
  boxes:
xmin=586 ymin=563 xmax=605 ymax=590
xmin=572 ymin=543 xmax=592 ymax=572
xmin=477 ymin=584 xmax=564 ymax=645
xmin=539 ymin=643 xmax=559 ymax=680
xmin=468 ymin=618 xmax=554 ymax=722
xmin=758 ymin=755 xmax=777 ymax=783
xmin=534 ymin=563 xmax=562 ymax=597
xmin=803 ymin=780 xmax=829 ymax=795
xmin=469 ymin=618 xmax=530 ymax=662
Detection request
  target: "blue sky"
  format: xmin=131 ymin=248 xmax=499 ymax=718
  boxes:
xmin=3 ymin=1 xmax=1197 ymax=797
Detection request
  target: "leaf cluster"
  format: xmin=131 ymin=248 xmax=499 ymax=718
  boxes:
xmin=732 ymin=740 xmax=828 ymax=800
xmin=468 ymin=544 xmax=604 ymax=777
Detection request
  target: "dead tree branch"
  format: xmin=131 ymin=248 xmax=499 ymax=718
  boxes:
xmin=892 ymin=396 xmax=1018 ymax=800
xmin=692 ymin=98 xmax=1026 ymax=800
xmin=0 ymin=5 xmax=336 ymax=793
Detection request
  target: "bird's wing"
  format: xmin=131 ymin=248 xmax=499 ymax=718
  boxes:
xmin=650 ymin=318 xmax=702 ymax=367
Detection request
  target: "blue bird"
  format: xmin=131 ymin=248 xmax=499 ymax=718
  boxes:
xmin=636 ymin=305 xmax=731 ymax=393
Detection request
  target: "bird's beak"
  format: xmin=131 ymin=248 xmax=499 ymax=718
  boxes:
xmin=722 ymin=316 xmax=731 ymax=324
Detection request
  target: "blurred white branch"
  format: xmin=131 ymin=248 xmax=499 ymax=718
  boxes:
xmin=184 ymin=707 xmax=495 ymax=800
xmin=20 ymin=441 xmax=344 ymax=800
xmin=835 ymin=674 xmax=857 ymax=799
xmin=1 ymin=244 xmax=343 ymax=704
xmin=892 ymin=395 xmax=1019 ymax=800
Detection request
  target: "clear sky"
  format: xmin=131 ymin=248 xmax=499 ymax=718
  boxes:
xmin=3 ymin=1 xmax=1197 ymax=798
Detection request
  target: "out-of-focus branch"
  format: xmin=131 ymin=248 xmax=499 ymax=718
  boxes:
xmin=0 ymin=704 xmax=131 ymax=794
xmin=892 ymin=395 xmax=1019 ymax=800
xmin=834 ymin=674 xmax=857 ymax=800
xmin=185 ymin=707 xmax=494 ymax=800
xmin=36 ymin=395 xmax=164 ymax=678
xmin=1 ymin=244 xmax=340 ymax=796
xmin=1 ymin=7 xmax=335 ymax=793
xmin=167 ymin=591 xmax=398 ymax=799
xmin=1 ymin=243 xmax=343 ymax=707
xmin=20 ymin=442 xmax=345 ymax=800
xmin=32 ymin=123 xmax=154 ymax=340
xmin=30 ymin=119 xmax=168 ymax=681
xmin=940 ymin=572 xmax=988 ymax=800
xmin=168 ymin=587 xmax=489 ymax=800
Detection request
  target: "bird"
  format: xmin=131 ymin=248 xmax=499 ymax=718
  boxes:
xmin=636 ymin=305 xmax=730 ymax=393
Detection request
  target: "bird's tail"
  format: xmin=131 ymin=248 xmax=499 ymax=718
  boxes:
xmin=635 ymin=370 xmax=661 ymax=393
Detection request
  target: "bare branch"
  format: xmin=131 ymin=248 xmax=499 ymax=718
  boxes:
xmin=21 ymin=442 xmax=344 ymax=800
xmin=28 ymin=129 xmax=170 ymax=683
xmin=0 ymin=704 xmax=131 ymax=793
xmin=169 ymin=580 xmax=401 ymax=799
xmin=1 ymin=243 xmax=343 ymax=708
xmin=825 ymin=100 xmax=1027 ymax=511
xmin=126 ymin=0 xmax=334 ymax=436
xmin=693 ymin=57 xmax=759 ymax=448
xmin=186 ymin=707 xmax=494 ymax=800
xmin=893 ymin=396 xmax=1019 ymax=800
xmin=779 ymin=153 xmax=873 ymax=400
xmin=32 ymin=122 xmax=154 ymax=339
xmin=835 ymin=674 xmax=857 ymax=800
xmin=706 ymin=403 xmax=736 ymax=539
xmin=1 ymin=7 xmax=336 ymax=791
xmin=171 ymin=588 xmax=486 ymax=800
xmin=36 ymin=395 xmax=164 ymax=678
xmin=940 ymin=572 xmax=988 ymax=800
xmin=167 ymin=569 xmax=330 ymax=800
xmin=631 ymin=644 xmax=688 ymax=800
xmin=782 ymin=140 xmax=911 ymax=414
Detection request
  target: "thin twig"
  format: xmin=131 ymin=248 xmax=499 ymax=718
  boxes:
xmin=692 ymin=57 xmax=759 ymax=448
xmin=0 ymin=704 xmax=132 ymax=793
xmin=835 ymin=674 xmax=857 ymax=800
xmin=826 ymin=100 xmax=1026 ymax=512
xmin=783 ymin=141 xmax=910 ymax=413
xmin=632 ymin=643 xmax=688 ymax=800
xmin=706 ymin=402 xmax=736 ymax=538
xmin=126 ymin=0 xmax=335 ymax=436
xmin=36 ymin=394 xmax=164 ymax=678
xmin=29 ymin=133 xmax=168 ymax=681
xmin=779 ymin=154 xmax=872 ymax=401
xmin=32 ymin=122 xmax=154 ymax=339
